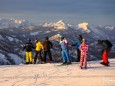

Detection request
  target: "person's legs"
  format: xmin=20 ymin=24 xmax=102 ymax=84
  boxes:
xmin=43 ymin=51 xmax=47 ymax=63
xmin=66 ymin=48 xmax=71 ymax=62
xmin=77 ymin=49 xmax=80 ymax=62
xmin=67 ymin=47 xmax=69 ymax=55
xmin=39 ymin=50 xmax=43 ymax=62
xmin=62 ymin=50 xmax=66 ymax=63
xmin=34 ymin=51 xmax=39 ymax=64
xmin=80 ymin=54 xmax=84 ymax=69
xmin=84 ymin=54 xmax=87 ymax=68
xmin=65 ymin=49 xmax=71 ymax=63
xmin=102 ymin=50 xmax=109 ymax=65
xmin=48 ymin=51 xmax=53 ymax=62
xmin=26 ymin=52 xmax=29 ymax=64
xmin=29 ymin=52 xmax=33 ymax=63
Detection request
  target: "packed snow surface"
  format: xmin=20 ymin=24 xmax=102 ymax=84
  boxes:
xmin=0 ymin=59 xmax=115 ymax=86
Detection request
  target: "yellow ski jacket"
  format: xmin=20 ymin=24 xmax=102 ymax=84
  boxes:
xmin=36 ymin=42 xmax=43 ymax=51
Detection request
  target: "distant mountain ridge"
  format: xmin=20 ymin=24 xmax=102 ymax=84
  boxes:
xmin=0 ymin=18 xmax=34 ymax=29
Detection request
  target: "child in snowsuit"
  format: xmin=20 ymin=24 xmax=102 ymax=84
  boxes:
xmin=79 ymin=39 xmax=89 ymax=69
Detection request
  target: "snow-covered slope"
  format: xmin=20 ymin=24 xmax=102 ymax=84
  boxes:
xmin=0 ymin=59 xmax=115 ymax=86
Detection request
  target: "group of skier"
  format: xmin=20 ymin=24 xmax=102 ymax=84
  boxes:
xmin=23 ymin=34 xmax=113 ymax=69
xmin=23 ymin=37 xmax=53 ymax=64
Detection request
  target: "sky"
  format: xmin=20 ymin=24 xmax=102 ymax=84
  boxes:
xmin=0 ymin=0 xmax=115 ymax=26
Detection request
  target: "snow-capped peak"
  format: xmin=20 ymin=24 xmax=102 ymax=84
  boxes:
xmin=0 ymin=18 xmax=33 ymax=29
xmin=105 ymin=26 xmax=114 ymax=30
xmin=42 ymin=22 xmax=52 ymax=27
xmin=54 ymin=20 xmax=65 ymax=26
xmin=53 ymin=20 xmax=66 ymax=29
xmin=42 ymin=20 xmax=67 ymax=30
xmin=78 ymin=22 xmax=91 ymax=33
xmin=14 ymin=19 xmax=22 ymax=24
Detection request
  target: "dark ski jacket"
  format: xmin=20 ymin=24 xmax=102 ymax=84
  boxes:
xmin=100 ymin=40 xmax=112 ymax=54
xmin=102 ymin=40 xmax=112 ymax=50
xmin=43 ymin=40 xmax=53 ymax=51
xmin=72 ymin=40 xmax=82 ymax=49
xmin=23 ymin=42 xmax=35 ymax=52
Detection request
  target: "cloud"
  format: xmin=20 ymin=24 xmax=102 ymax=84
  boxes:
xmin=0 ymin=0 xmax=114 ymax=13
xmin=0 ymin=0 xmax=115 ymax=25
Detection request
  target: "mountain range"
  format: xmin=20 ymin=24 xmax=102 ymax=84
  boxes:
xmin=0 ymin=18 xmax=115 ymax=65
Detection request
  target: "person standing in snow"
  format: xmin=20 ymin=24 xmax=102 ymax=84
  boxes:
xmin=59 ymin=36 xmax=69 ymax=54
xmin=72 ymin=35 xmax=83 ymax=62
xmin=59 ymin=37 xmax=71 ymax=65
xmin=43 ymin=37 xmax=53 ymax=63
xmin=79 ymin=39 xmax=89 ymax=69
xmin=23 ymin=38 xmax=35 ymax=64
xmin=58 ymin=34 xmax=69 ymax=54
xmin=97 ymin=40 xmax=112 ymax=66
xmin=34 ymin=39 xmax=43 ymax=64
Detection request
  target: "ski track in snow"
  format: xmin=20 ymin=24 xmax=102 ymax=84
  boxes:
xmin=0 ymin=60 xmax=115 ymax=86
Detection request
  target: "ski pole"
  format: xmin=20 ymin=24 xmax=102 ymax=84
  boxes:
xmin=88 ymin=60 xmax=91 ymax=68
xmin=87 ymin=54 xmax=91 ymax=68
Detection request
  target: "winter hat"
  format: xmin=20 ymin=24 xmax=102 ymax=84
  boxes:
xmin=97 ymin=40 xmax=102 ymax=44
xmin=78 ymin=35 xmax=83 ymax=40
xmin=45 ymin=37 xmax=49 ymax=40
xmin=35 ymin=38 xmax=39 ymax=42
xmin=27 ymin=38 xmax=31 ymax=42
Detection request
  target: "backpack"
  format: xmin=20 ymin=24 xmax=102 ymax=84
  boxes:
xmin=104 ymin=40 xmax=113 ymax=48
